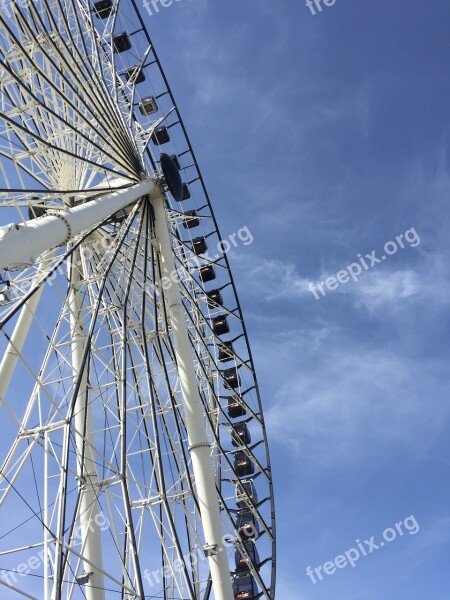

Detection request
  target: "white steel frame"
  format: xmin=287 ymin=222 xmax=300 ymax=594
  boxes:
xmin=0 ymin=1 xmax=276 ymax=599
xmin=0 ymin=180 xmax=234 ymax=599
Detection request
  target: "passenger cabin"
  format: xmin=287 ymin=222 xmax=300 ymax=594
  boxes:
xmin=139 ymin=96 xmax=158 ymax=116
xmin=0 ymin=289 xmax=11 ymax=306
xmin=232 ymin=422 xmax=251 ymax=447
xmin=113 ymin=33 xmax=132 ymax=53
xmin=125 ymin=66 xmax=146 ymax=84
xmin=206 ymin=289 xmax=223 ymax=307
xmin=151 ymin=126 xmax=170 ymax=145
xmin=170 ymin=154 xmax=181 ymax=170
xmin=223 ymin=367 xmax=240 ymax=389
xmin=212 ymin=315 xmax=229 ymax=336
xmin=192 ymin=237 xmax=208 ymax=255
xmin=28 ymin=205 xmax=47 ymax=219
xmin=236 ymin=479 xmax=258 ymax=508
xmin=218 ymin=341 xmax=234 ymax=362
xmin=235 ymin=541 xmax=260 ymax=572
xmin=181 ymin=183 xmax=191 ymax=200
xmin=93 ymin=0 xmax=113 ymax=18
xmin=232 ymin=573 xmax=258 ymax=599
xmin=182 ymin=210 xmax=199 ymax=229
xmin=228 ymin=396 xmax=247 ymax=418
xmin=234 ymin=451 xmax=254 ymax=477
xmin=199 ymin=266 xmax=216 ymax=283
xmin=236 ymin=509 xmax=259 ymax=541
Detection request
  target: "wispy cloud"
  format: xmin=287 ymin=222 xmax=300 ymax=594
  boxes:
xmin=339 ymin=269 xmax=420 ymax=311
xmin=229 ymin=252 xmax=311 ymax=300
xmin=260 ymin=330 xmax=450 ymax=465
xmin=233 ymin=242 xmax=450 ymax=314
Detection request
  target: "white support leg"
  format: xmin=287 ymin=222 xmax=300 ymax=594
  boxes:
xmin=68 ymin=250 xmax=105 ymax=600
xmin=151 ymin=192 xmax=234 ymax=600
xmin=44 ymin=432 xmax=50 ymax=600
xmin=0 ymin=284 xmax=44 ymax=404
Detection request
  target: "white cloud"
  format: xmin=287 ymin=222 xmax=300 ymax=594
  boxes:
xmin=253 ymin=325 xmax=450 ymax=467
xmin=339 ymin=269 xmax=420 ymax=311
xmin=231 ymin=253 xmax=312 ymax=300
xmin=232 ymin=243 xmax=450 ymax=315
xmin=339 ymin=249 xmax=450 ymax=312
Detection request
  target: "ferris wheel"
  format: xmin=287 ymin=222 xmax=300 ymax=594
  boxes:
xmin=0 ymin=2 xmax=276 ymax=599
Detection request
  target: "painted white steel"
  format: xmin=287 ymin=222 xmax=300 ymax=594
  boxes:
xmin=0 ymin=180 xmax=155 ymax=271
xmin=68 ymin=251 xmax=105 ymax=600
xmin=152 ymin=192 xmax=234 ymax=600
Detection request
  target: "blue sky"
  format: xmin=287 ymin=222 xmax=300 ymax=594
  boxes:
xmin=146 ymin=1 xmax=450 ymax=598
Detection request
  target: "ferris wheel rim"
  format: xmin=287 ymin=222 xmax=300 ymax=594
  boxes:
xmin=0 ymin=2 xmax=276 ymax=599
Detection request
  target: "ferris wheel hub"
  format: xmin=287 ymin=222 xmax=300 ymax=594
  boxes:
xmin=0 ymin=179 xmax=158 ymax=271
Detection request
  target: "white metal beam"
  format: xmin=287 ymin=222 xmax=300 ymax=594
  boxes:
xmin=0 ymin=255 xmax=52 ymax=407
xmin=0 ymin=179 xmax=156 ymax=271
xmin=152 ymin=193 xmax=234 ymax=600
xmin=68 ymin=249 xmax=105 ymax=599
